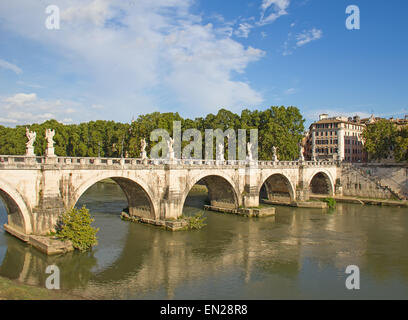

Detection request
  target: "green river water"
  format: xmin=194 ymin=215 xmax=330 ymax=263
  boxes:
xmin=0 ymin=182 xmax=407 ymax=299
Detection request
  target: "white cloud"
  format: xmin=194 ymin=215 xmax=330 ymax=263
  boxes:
xmin=61 ymin=0 xmax=113 ymax=27
xmin=5 ymin=93 xmax=37 ymax=106
xmin=259 ymin=0 xmax=290 ymax=25
xmin=0 ymin=0 xmax=265 ymax=118
xmin=284 ymin=88 xmax=296 ymax=95
xmin=0 ymin=93 xmax=81 ymax=125
xmin=282 ymin=28 xmax=323 ymax=56
xmin=234 ymin=23 xmax=253 ymax=38
xmin=0 ymin=59 xmax=22 ymax=74
xmin=91 ymin=104 xmax=104 ymax=109
xmin=0 ymin=117 xmax=18 ymax=124
xmin=296 ymin=28 xmax=322 ymax=47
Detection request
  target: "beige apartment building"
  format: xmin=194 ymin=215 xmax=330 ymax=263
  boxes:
xmin=304 ymin=114 xmax=367 ymax=162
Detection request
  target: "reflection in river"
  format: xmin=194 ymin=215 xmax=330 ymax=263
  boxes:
xmin=1 ymin=182 xmax=408 ymax=299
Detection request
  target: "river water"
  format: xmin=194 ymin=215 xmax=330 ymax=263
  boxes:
xmin=0 ymin=182 xmax=408 ymax=299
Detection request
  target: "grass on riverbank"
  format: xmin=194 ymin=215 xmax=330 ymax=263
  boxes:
xmin=0 ymin=276 xmax=83 ymax=300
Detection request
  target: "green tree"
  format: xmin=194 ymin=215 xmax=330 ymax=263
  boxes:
xmin=56 ymin=206 xmax=99 ymax=252
xmin=394 ymin=127 xmax=408 ymax=162
xmin=362 ymin=120 xmax=398 ymax=161
xmin=256 ymin=106 xmax=305 ymax=160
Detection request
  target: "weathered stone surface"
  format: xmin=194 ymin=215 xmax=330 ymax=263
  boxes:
xmin=204 ymin=205 xmax=275 ymax=217
xmin=341 ymin=163 xmax=408 ymax=200
xmin=28 ymin=236 xmax=74 ymax=255
xmin=121 ymin=212 xmax=189 ymax=231
xmin=294 ymin=201 xmax=328 ymax=209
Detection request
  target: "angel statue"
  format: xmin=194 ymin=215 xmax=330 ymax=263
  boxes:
xmin=166 ymin=137 xmax=175 ymax=161
xmin=272 ymin=146 xmax=277 ymax=157
xmin=140 ymin=138 xmax=147 ymax=160
xmin=247 ymin=142 xmax=253 ymax=161
xmin=25 ymin=127 xmax=36 ymax=156
xmin=26 ymin=127 xmax=36 ymax=148
xmin=298 ymin=143 xmax=305 ymax=161
xmin=45 ymin=129 xmax=55 ymax=148
xmin=167 ymin=137 xmax=174 ymax=154
xmin=141 ymin=138 xmax=147 ymax=153
xmin=217 ymin=143 xmax=224 ymax=161
xmin=272 ymin=146 xmax=278 ymax=162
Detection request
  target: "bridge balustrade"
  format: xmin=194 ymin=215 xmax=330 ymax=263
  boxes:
xmin=0 ymin=155 xmax=339 ymax=168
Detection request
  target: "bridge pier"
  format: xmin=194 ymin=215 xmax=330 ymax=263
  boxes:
xmin=161 ymin=191 xmax=184 ymax=220
xmin=243 ymin=165 xmax=260 ymax=208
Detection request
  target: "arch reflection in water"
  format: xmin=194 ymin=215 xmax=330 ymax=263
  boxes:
xmin=0 ymin=199 xmax=8 ymax=266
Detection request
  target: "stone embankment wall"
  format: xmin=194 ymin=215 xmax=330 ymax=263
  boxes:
xmin=341 ymin=163 xmax=408 ymax=200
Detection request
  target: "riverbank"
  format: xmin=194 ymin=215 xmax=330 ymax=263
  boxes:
xmin=0 ymin=276 xmax=84 ymax=300
xmin=310 ymin=195 xmax=408 ymax=207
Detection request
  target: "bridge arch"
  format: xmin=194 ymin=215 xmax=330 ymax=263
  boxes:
xmin=0 ymin=178 xmax=32 ymax=234
xmin=258 ymin=173 xmax=295 ymax=202
xmin=308 ymin=170 xmax=335 ymax=196
xmin=181 ymin=172 xmax=240 ymax=211
xmin=71 ymin=174 xmax=158 ymax=220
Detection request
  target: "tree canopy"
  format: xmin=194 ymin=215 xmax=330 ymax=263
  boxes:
xmin=362 ymin=119 xmax=408 ymax=162
xmin=0 ymin=106 xmax=305 ymax=161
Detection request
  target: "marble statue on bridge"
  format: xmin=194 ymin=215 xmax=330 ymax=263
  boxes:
xmin=140 ymin=138 xmax=147 ymax=160
xmin=167 ymin=137 xmax=175 ymax=160
xmin=25 ymin=127 xmax=36 ymax=157
xmin=247 ymin=142 xmax=253 ymax=161
xmin=272 ymin=146 xmax=278 ymax=162
xmin=45 ymin=129 xmax=56 ymax=157
xmin=298 ymin=143 xmax=305 ymax=162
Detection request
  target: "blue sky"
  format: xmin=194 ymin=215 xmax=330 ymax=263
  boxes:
xmin=0 ymin=0 xmax=407 ymax=127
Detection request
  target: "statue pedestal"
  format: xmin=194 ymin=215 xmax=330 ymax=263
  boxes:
xmin=216 ymin=157 xmax=224 ymax=166
xmin=45 ymin=147 xmax=55 ymax=157
xmin=168 ymin=152 xmax=177 ymax=165
xmin=26 ymin=146 xmax=35 ymax=157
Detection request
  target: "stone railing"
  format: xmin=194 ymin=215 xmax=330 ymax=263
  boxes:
xmin=0 ymin=155 xmax=339 ymax=168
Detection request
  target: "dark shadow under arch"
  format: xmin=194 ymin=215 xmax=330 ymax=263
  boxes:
xmin=75 ymin=177 xmax=155 ymax=220
xmin=0 ymin=189 xmax=26 ymax=233
xmin=183 ymin=175 xmax=239 ymax=212
xmin=260 ymin=174 xmax=294 ymax=202
xmin=309 ymin=172 xmax=333 ymax=195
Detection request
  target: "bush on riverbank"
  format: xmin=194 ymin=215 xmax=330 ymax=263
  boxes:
xmin=322 ymin=197 xmax=336 ymax=209
xmin=179 ymin=213 xmax=207 ymax=230
xmin=56 ymin=206 xmax=99 ymax=252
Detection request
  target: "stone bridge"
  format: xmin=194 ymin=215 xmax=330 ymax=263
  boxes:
xmin=0 ymin=155 xmax=341 ymax=239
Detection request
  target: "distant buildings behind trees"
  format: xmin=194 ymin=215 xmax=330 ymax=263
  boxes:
xmin=303 ymin=114 xmax=408 ymax=163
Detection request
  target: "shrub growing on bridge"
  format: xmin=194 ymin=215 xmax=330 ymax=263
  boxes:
xmin=187 ymin=213 xmax=207 ymax=230
xmin=322 ymin=197 xmax=336 ymax=209
xmin=56 ymin=206 xmax=99 ymax=252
